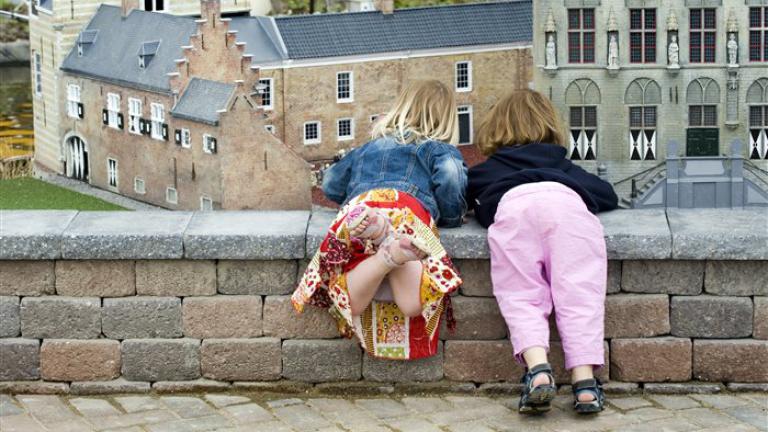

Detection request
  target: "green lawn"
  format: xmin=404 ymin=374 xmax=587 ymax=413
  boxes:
xmin=0 ymin=177 xmax=126 ymax=210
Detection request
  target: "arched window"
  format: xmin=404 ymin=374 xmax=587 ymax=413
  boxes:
xmin=625 ymin=78 xmax=661 ymax=160
xmin=565 ymin=79 xmax=600 ymax=160
xmin=747 ymin=78 xmax=768 ymax=159
xmin=686 ymin=78 xmax=720 ymax=156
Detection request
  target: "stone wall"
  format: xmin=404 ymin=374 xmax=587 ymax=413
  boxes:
xmin=0 ymin=209 xmax=766 ymax=395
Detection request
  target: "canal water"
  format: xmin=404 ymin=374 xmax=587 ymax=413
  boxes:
xmin=0 ymin=65 xmax=34 ymax=159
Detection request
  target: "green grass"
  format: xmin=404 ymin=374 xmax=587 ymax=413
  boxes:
xmin=0 ymin=177 xmax=127 ymax=210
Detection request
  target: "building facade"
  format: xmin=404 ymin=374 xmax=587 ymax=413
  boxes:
xmin=29 ymin=0 xmax=265 ymax=175
xmin=533 ymin=0 xmax=768 ymax=194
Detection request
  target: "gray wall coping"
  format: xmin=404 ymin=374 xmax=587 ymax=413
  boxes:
xmin=0 ymin=209 xmax=765 ymax=260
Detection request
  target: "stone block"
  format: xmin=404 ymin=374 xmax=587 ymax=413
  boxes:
xmin=671 ymin=296 xmax=752 ymax=338
xmin=70 ymin=378 xmax=151 ymax=395
xmin=0 ymin=339 xmax=39 ymax=380
xmin=754 ymin=297 xmax=768 ymax=340
xmin=693 ymin=340 xmax=768 ymax=383
xmin=0 ymin=296 xmax=20 ymax=337
xmin=605 ymin=294 xmax=669 ymax=338
xmin=611 ymin=338 xmax=692 ymax=382
xmin=184 ymin=211 xmax=309 ymax=259
xmin=305 ymin=210 xmax=335 ymax=255
xmin=136 ymin=260 xmax=216 ymax=296
xmin=0 ymin=211 xmax=77 ymax=259
xmin=282 ymin=339 xmax=362 ymax=382
xmin=643 ymin=383 xmax=722 ymax=394
xmin=121 ymin=339 xmax=200 ymax=381
xmin=20 ymin=297 xmax=101 ymax=339
xmin=549 ymin=341 xmax=609 ymax=382
xmin=455 ymin=260 xmax=492 ymax=297
xmin=0 ymin=381 xmax=69 ymax=394
xmin=0 ymin=261 xmax=55 ymax=296
xmin=55 ymin=260 xmax=135 ymax=297
xmin=40 ymin=340 xmax=120 ymax=381
xmin=621 ymin=260 xmax=703 ymax=295
xmin=607 ymin=260 xmax=621 ymax=294
xmin=599 ymin=209 xmax=671 ymax=259
xmin=182 ymin=296 xmax=262 ymax=338
xmin=201 ymin=338 xmax=282 ymax=381
xmin=363 ymin=343 xmax=443 ymax=382
xmin=102 ymin=297 xmax=182 ymax=339
xmin=262 ymin=296 xmax=337 ymax=339
xmin=152 ymin=379 xmax=232 ymax=393
xmin=439 ymin=218 xmax=490 ymax=259
xmin=443 ymin=340 xmax=522 ymax=382
xmin=61 ymin=211 xmax=192 ymax=259
xmin=218 ymin=260 xmax=298 ymax=295
xmin=704 ymin=261 xmax=768 ymax=296
xmin=668 ymin=209 xmax=768 ymax=260
xmin=439 ymin=296 xmax=506 ymax=340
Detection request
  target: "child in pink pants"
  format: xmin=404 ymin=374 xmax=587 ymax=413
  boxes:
xmin=467 ymin=90 xmax=618 ymax=414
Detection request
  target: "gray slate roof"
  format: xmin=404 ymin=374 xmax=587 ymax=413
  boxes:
xmin=170 ymin=78 xmax=235 ymax=125
xmin=61 ymin=5 xmax=197 ymax=93
xmin=228 ymin=16 xmax=288 ymax=63
xmin=274 ymin=1 xmax=532 ymax=59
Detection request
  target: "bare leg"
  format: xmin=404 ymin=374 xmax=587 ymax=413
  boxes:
xmin=387 ymin=261 xmax=424 ymax=317
xmin=523 ymin=347 xmax=553 ymax=387
xmin=572 ymin=365 xmax=596 ymax=402
xmin=347 ymin=254 xmax=391 ymax=316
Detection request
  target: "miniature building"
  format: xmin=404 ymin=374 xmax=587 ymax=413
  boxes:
xmin=49 ymin=0 xmax=533 ymax=210
xmin=58 ymin=1 xmax=312 ymax=210
xmin=533 ymin=0 xmax=768 ymax=202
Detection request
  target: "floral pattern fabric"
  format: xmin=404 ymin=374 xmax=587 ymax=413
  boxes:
xmin=292 ymin=189 xmax=461 ymax=360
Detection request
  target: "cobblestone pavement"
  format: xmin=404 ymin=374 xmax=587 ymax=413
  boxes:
xmin=0 ymin=392 xmax=765 ymax=432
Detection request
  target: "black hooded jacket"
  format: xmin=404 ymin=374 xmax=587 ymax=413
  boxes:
xmin=467 ymin=143 xmax=619 ymax=228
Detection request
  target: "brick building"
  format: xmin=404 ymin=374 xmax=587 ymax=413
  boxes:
xmin=532 ymin=0 xmax=768 ymax=194
xmin=51 ymin=0 xmax=533 ymax=209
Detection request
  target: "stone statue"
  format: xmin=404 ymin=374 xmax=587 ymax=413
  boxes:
xmin=545 ymin=34 xmax=557 ymax=69
xmin=727 ymin=34 xmax=739 ymax=66
xmin=608 ymin=34 xmax=619 ymax=69
xmin=668 ymin=34 xmax=680 ymax=68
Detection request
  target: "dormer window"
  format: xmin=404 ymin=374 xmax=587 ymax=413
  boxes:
xmin=138 ymin=41 xmax=160 ymax=69
xmin=77 ymin=30 xmax=98 ymax=57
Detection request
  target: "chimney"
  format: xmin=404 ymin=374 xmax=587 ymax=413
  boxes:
xmin=201 ymin=0 xmax=221 ymax=22
xmin=375 ymin=0 xmax=394 ymax=14
xmin=121 ymin=0 xmax=140 ymax=17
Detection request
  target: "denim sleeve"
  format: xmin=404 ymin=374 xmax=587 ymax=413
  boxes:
xmin=322 ymin=150 xmax=355 ymax=205
xmin=431 ymin=145 xmax=468 ymax=227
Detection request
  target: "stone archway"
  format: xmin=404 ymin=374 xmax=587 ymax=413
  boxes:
xmin=64 ymin=134 xmax=89 ymax=182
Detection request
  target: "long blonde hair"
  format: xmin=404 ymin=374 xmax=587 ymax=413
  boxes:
xmin=475 ymin=89 xmax=566 ymax=156
xmin=372 ymin=80 xmax=459 ymax=145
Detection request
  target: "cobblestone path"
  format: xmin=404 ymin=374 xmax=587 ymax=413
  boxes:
xmin=0 ymin=392 xmax=765 ymax=432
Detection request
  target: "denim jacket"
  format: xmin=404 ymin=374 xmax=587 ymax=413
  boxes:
xmin=322 ymin=136 xmax=468 ymax=227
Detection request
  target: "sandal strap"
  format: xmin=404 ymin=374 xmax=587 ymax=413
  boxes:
xmin=572 ymin=378 xmax=601 ymax=393
xmin=529 ymin=363 xmax=554 ymax=376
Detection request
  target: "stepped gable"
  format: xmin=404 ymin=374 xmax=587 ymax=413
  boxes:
xmin=273 ymin=0 xmax=533 ymax=60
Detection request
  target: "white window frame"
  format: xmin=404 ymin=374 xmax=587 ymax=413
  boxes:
xmin=265 ymin=125 xmax=275 ymax=134
xmin=143 ymin=0 xmax=166 ymax=12
xmin=303 ymin=121 xmax=321 ymax=145
xmin=134 ymin=177 xmax=146 ymax=194
xmin=336 ymin=71 xmax=354 ymax=103
xmin=33 ymin=51 xmax=42 ymax=97
xmin=203 ymin=134 xmax=216 ymax=154
xmin=166 ymin=187 xmax=178 ymax=205
xmin=200 ymin=196 xmax=213 ymax=211
xmin=455 ymin=61 xmax=472 ymax=92
xmin=107 ymin=93 xmax=121 ymax=129
xmin=107 ymin=158 xmax=118 ymax=188
xmin=181 ymin=128 xmax=191 ymax=148
xmin=457 ymin=105 xmax=473 ymax=145
xmin=128 ymin=98 xmax=142 ymax=135
xmin=150 ymin=103 xmax=165 ymax=140
xmin=67 ymin=84 xmax=81 ymax=119
xmin=258 ymin=78 xmax=273 ymax=110
xmin=337 ymin=118 xmax=354 ymax=141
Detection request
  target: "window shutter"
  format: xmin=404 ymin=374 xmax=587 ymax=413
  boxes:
xmin=212 ymin=138 xmax=218 ymax=154
xmin=117 ymin=113 xmax=124 ymax=130
xmin=162 ymin=124 xmax=169 ymax=141
xmin=77 ymin=103 xmax=84 ymax=119
xmin=102 ymin=109 xmax=108 ymax=125
xmin=174 ymin=129 xmax=181 ymax=145
xmin=139 ymin=118 xmax=146 ymax=134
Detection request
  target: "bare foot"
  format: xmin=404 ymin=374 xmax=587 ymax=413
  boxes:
xmin=532 ymin=373 xmax=551 ymax=388
xmin=348 ymin=209 xmax=388 ymax=243
xmin=577 ymin=391 xmax=596 ymax=402
xmin=388 ymin=238 xmax=428 ymax=265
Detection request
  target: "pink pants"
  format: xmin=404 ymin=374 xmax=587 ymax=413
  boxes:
xmin=488 ymin=182 xmax=606 ymax=370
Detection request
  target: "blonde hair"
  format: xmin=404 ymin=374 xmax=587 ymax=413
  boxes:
xmin=475 ymin=89 xmax=567 ymax=156
xmin=372 ymin=80 xmax=459 ymax=145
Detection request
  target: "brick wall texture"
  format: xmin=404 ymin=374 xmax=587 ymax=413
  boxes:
xmin=1 ymin=258 xmax=766 ymax=389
